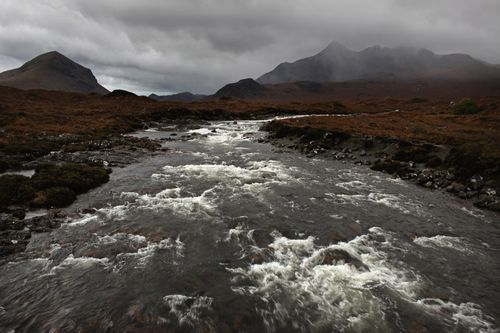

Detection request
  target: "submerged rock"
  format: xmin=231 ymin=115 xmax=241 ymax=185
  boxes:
xmin=319 ymin=248 xmax=369 ymax=271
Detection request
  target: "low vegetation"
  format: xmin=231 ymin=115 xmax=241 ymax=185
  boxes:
xmin=0 ymin=162 xmax=109 ymax=209
xmin=453 ymin=98 xmax=481 ymax=115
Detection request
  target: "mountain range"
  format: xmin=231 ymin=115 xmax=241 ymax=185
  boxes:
xmin=257 ymin=41 xmax=500 ymax=84
xmin=1 ymin=42 xmax=499 ymax=99
xmin=0 ymin=51 xmax=108 ymax=94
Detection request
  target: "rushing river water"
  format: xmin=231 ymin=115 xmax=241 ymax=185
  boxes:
xmin=1 ymin=120 xmax=499 ymax=333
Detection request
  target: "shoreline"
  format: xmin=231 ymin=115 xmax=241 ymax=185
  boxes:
xmin=260 ymin=118 xmax=500 ymax=214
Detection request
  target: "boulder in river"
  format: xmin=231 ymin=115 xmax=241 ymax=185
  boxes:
xmin=319 ymin=248 xmax=369 ymax=271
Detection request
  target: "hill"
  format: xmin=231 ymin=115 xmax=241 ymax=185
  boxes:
xmin=0 ymin=51 xmax=109 ymax=94
xmin=213 ymin=78 xmax=268 ymax=99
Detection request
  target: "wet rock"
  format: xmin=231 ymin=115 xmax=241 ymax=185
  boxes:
xmin=393 ymin=144 xmax=436 ymax=164
xmin=425 ymin=156 xmax=442 ymax=168
xmin=0 ymin=214 xmax=25 ymax=231
xmin=485 ymin=200 xmax=500 ymax=212
xmin=11 ymin=209 xmax=26 ymax=219
xmin=319 ymin=248 xmax=369 ymax=271
xmin=446 ymin=182 xmax=468 ymax=193
xmin=0 ymin=244 xmax=21 ymax=256
xmin=466 ymin=191 xmax=478 ymax=198
xmin=25 ymin=211 xmax=63 ymax=233
xmin=371 ymin=159 xmax=407 ymax=175
xmin=244 ymin=248 xmax=273 ymax=264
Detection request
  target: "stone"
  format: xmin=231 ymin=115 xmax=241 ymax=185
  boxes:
xmin=319 ymin=249 xmax=369 ymax=271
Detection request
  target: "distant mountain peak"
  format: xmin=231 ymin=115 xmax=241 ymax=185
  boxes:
xmin=318 ymin=41 xmax=351 ymax=56
xmin=214 ymin=78 xmax=267 ymax=99
xmin=325 ymin=41 xmax=349 ymax=51
xmin=257 ymin=41 xmax=496 ymax=84
xmin=0 ymin=51 xmax=108 ymax=94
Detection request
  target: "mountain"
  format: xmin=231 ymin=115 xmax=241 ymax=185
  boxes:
xmin=257 ymin=42 xmax=500 ymax=84
xmin=149 ymin=92 xmax=206 ymax=102
xmin=213 ymin=78 xmax=268 ymax=99
xmin=106 ymin=89 xmax=137 ymax=97
xmin=0 ymin=51 xmax=109 ymax=94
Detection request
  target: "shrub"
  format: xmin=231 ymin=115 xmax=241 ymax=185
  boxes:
xmin=453 ymin=99 xmax=481 ymax=115
xmin=0 ymin=175 xmax=35 ymax=207
xmin=32 ymin=187 xmax=76 ymax=207
xmin=31 ymin=163 xmax=109 ymax=194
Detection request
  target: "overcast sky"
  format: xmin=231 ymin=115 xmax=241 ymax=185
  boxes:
xmin=0 ymin=0 xmax=499 ymax=95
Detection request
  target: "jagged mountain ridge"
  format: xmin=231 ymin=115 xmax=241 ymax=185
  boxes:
xmin=257 ymin=42 xmax=500 ymax=84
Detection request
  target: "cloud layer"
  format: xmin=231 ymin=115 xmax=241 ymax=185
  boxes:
xmin=1 ymin=0 xmax=499 ymax=94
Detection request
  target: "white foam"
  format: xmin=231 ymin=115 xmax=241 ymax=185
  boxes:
xmin=188 ymin=128 xmax=212 ymax=135
xmin=116 ymin=236 xmax=185 ymax=269
xmin=336 ymin=180 xmax=374 ymax=191
xmin=189 ymin=152 xmax=210 ymax=159
xmin=151 ymin=160 xmax=298 ymax=207
xmin=69 ymin=204 xmax=130 ymax=227
xmin=96 ymin=233 xmax=147 ymax=246
xmin=50 ymin=254 xmax=110 ymax=271
xmin=326 ymin=192 xmax=424 ymax=215
xmin=413 ymin=235 xmax=473 ymax=254
xmin=417 ymin=299 xmax=496 ymax=333
xmin=134 ymin=187 xmax=216 ymax=218
xmin=228 ymin=227 xmax=494 ymax=331
xmin=162 ymin=294 xmax=215 ymax=331
xmin=461 ymin=206 xmax=486 ymax=219
xmin=188 ymin=126 xmax=248 ymax=145
xmin=228 ymin=227 xmax=418 ymax=331
xmin=157 ymin=161 xmax=294 ymax=186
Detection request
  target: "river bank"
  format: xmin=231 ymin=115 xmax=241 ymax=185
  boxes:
xmin=261 ymin=104 xmax=500 ymax=213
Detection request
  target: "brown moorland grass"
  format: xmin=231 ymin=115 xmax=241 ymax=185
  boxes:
xmin=1 ymin=85 xmax=499 ymax=161
xmin=274 ymin=97 xmax=500 ymax=160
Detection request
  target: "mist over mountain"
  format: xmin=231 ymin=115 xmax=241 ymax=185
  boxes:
xmin=257 ymin=42 xmax=500 ymax=84
xmin=149 ymin=92 xmax=207 ymax=102
xmin=0 ymin=51 xmax=109 ymax=94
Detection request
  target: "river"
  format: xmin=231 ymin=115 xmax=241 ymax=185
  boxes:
xmin=0 ymin=119 xmax=499 ymax=332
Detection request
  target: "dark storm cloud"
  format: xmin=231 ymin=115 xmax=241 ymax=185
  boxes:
xmin=0 ymin=0 xmax=499 ymax=94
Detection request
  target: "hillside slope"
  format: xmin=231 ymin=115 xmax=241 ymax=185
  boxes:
xmin=0 ymin=51 xmax=109 ymax=94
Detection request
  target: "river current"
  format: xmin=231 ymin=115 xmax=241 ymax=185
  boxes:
xmin=0 ymin=119 xmax=499 ymax=332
